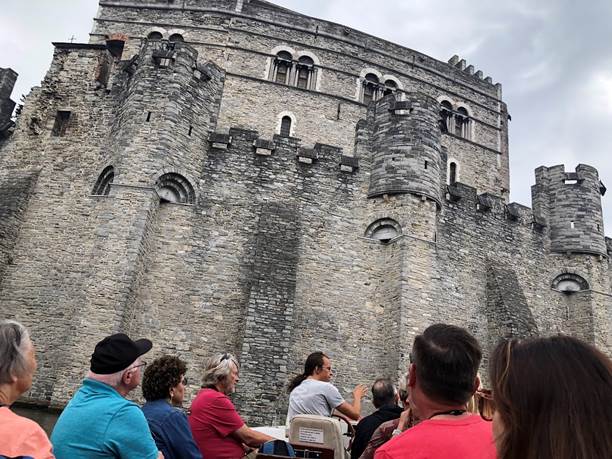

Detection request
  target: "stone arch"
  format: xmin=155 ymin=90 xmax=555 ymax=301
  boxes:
xmin=167 ymin=28 xmax=187 ymax=41
xmin=365 ymin=218 xmax=403 ymax=243
xmin=144 ymin=27 xmax=167 ymax=40
xmin=155 ymin=172 xmax=195 ymax=204
xmin=296 ymin=50 xmax=321 ymax=90
xmin=437 ymin=96 xmax=455 ymax=134
xmin=92 ymin=165 xmax=114 ymax=196
xmin=454 ymin=103 xmax=473 ymax=140
xmin=382 ymin=75 xmax=404 ymax=100
xmin=356 ymin=68 xmax=383 ymax=102
xmin=551 ymin=272 xmax=589 ymax=293
xmin=265 ymin=45 xmax=297 ymax=80
xmin=276 ymin=111 xmax=297 ymax=137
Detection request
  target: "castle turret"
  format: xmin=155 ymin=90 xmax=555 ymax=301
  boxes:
xmin=0 ymin=68 xmax=17 ymax=136
xmin=368 ymin=93 xmax=442 ymax=206
xmin=106 ymin=38 xmax=223 ymax=188
xmin=532 ymin=164 xmax=606 ymax=256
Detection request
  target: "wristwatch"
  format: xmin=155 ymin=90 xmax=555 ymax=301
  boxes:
xmin=391 ymin=428 xmax=402 ymax=437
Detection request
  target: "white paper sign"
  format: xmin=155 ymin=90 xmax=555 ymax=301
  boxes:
xmin=298 ymin=427 xmax=324 ymax=444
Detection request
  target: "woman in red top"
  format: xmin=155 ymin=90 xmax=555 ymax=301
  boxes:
xmin=189 ymin=353 xmax=273 ymax=459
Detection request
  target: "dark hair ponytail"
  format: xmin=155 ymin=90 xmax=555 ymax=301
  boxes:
xmin=288 ymin=351 xmax=327 ymax=393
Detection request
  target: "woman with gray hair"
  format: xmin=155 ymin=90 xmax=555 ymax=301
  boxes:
xmin=0 ymin=320 xmax=55 ymax=458
xmin=188 ymin=353 xmax=273 ymax=458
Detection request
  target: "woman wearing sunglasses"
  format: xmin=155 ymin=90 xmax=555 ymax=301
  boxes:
xmin=489 ymin=335 xmax=612 ymax=459
xmin=142 ymin=355 xmax=202 ymax=459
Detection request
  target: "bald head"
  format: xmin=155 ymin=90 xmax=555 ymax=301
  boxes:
xmin=372 ymin=378 xmax=397 ymax=408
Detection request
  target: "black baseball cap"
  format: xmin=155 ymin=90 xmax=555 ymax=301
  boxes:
xmin=90 ymin=333 xmax=153 ymax=374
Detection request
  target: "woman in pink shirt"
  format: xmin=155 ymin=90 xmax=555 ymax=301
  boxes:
xmin=0 ymin=320 xmax=55 ymax=459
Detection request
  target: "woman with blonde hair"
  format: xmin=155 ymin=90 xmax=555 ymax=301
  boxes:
xmin=489 ymin=335 xmax=612 ymax=459
xmin=0 ymin=320 xmax=54 ymax=458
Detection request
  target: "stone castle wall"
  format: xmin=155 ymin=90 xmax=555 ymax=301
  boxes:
xmin=90 ymin=0 xmax=509 ymax=198
xmin=0 ymin=0 xmax=610 ymax=425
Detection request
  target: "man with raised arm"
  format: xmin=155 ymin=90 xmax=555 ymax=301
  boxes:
xmin=375 ymin=324 xmax=496 ymax=459
xmin=51 ymin=333 xmax=163 ymax=459
xmin=286 ymin=351 xmax=368 ymax=423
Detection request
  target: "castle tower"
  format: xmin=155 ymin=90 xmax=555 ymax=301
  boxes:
xmin=105 ymin=38 xmax=221 ymax=186
xmin=368 ymin=93 xmax=443 ymax=206
xmin=47 ymin=40 xmax=225 ymax=403
xmin=361 ymin=92 xmax=443 ymax=383
xmin=532 ymin=164 xmax=606 ymax=256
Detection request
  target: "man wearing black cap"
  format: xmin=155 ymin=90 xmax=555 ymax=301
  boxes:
xmin=51 ymin=333 xmax=164 ymax=459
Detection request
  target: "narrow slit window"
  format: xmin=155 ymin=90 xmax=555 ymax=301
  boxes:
xmin=449 ymin=162 xmax=457 ymax=184
xmin=188 ymin=126 xmax=193 ymax=136
xmin=146 ymin=112 xmax=152 ymax=122
xmin=52 ymin=111 xmax=71 ymax=137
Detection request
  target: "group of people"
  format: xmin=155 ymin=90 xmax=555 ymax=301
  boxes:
xmin=0 ymin=321 xmax=272 ymax=459
xmin=1 ymin=319 xmax=611 ymax=459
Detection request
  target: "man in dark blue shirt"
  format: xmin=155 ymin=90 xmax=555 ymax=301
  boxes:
xmin=350 ymin=378 xmax=402 ymax=459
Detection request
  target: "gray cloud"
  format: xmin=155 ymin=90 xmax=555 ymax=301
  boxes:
xmin=2 ymin=0 xmax=611 ymax=232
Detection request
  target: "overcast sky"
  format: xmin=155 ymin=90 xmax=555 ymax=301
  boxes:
xmin=2 ymin=0 xmax=612 ymax=232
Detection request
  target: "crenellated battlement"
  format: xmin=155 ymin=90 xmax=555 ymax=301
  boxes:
xmin=447 ymin=54 xmax=502 ymax=97
xmin=446 ymin=181 xmax=538 ymax=230
xmin=208 ymin=127 xmax=356 ymax=174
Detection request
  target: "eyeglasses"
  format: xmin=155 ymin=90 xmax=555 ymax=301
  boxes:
xmin=320 ymin=365 xmax=333 ymax=373
xmin=476 ymin=389 xmax=495 ymax=421
xmin=128 ymin=361 xmax=147 ymax=372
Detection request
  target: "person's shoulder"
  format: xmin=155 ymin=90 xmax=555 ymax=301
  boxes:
xmin=5 ymin=410 xmax=46 ymax=433
xmin=169 ymin=406 xmax=189 ymax=421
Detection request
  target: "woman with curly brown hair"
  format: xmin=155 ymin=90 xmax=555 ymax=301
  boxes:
xmin=489 ymin=335 xmax=612 ymax=459
xmin=142 ymin=355 xmax=202 ymax=459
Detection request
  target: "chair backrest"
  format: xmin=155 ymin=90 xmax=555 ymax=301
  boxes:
xmin=288 ymin=415 xmax=346 ymax=459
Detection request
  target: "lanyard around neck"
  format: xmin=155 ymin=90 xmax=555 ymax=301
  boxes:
xmin=428 ymin=409 xmax=466 ymax=419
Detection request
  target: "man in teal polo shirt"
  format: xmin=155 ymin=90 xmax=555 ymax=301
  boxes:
xmin=51 ymin=333 xmax=163 ymax=459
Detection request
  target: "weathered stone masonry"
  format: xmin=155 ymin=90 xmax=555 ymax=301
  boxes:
xmin=0 ymin=0 xmax=610 ymax=425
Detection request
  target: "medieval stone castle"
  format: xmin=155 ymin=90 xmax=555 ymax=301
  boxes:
xmin=0 ymin=0 xmax=610 ymax=424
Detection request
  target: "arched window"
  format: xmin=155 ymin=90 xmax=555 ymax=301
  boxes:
xmin=449 ymin=162 xmax=457 ymax=185
xmin=552 ymin=273 xmax=589 ymax=293
xmin=455 ymin=107 xmax=470 ymax=138
xmin=92 ymin=166 xmax=114 ymax=196
xmin=156 ymin=173 xmax=195 ymax=204
xmin=440 ymin=101 xmax=453 ymax=133
xmin=147 ymin=31 xmax=163 ymax=40
xmin=273 ymin=51 xmax=293 ymax=84
xmin=363 ymin=73 xmax=380 ymax=104
xmin=280 ymin=116 xmax=292 ymax=137
xmin=384 ymin=79 xmax=398 ymax=96
xmin=365 ymin=218 xmax=402 ymax=244
xmin=296 ymin=56 xmax=315 ymax=90
xmin=168 ymin=33 xmax=184 ymax=43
